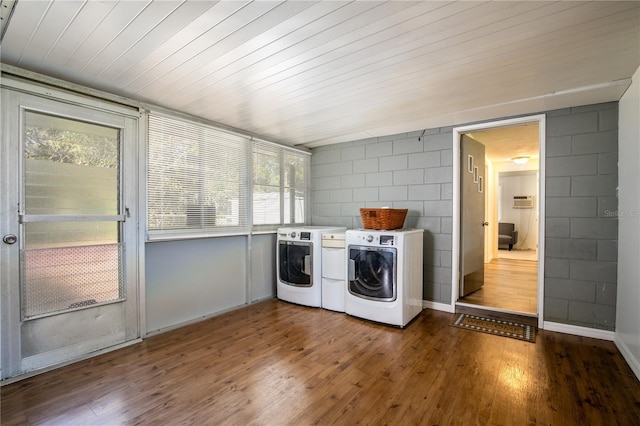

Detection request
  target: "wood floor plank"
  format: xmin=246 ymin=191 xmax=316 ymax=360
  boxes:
xmin=461 ymin=257 xmax=539 ymax=314
xmin=1 ymin=299 xmax=639 ymax=425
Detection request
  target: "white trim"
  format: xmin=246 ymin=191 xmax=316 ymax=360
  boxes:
xmin=138 ymin=111 xmax=148 ymax=339
xmin=423 ymin=300 xmax=455 ymax=313
xmin=536 ymin=117 xmax=546 ymax=330
xmin=251 ymin=229 xmax=279 ymax=235
xmin=253 ymin=137 xmax=311 ymax=156
xmin=20 ymin=214 xmax=125 ymax=223
xmin=147 ymin=230 xmax=252 ymax=242
xmin=246 ymin=233 xmax=253 ymax=305
xmin=543 ymin=321 xmax=615 ymax=341
xmin=615 ymin=336 xmax=640 ymax=382
xmin=451 ymin=115 xmax=546 ymax=328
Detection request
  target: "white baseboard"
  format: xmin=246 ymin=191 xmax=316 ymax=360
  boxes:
xmin=543 ymin=321 xmax=615 ymax=341
xmin=423 ymin=300 xmax=455 ymax=313
xmin=614 ymin=336 xmax=640 ymax=382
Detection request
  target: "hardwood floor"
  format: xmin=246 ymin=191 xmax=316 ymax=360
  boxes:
xmin=461 ymin=257 xmax=538 ymax=315
xmin=2 ymin=299 xmax=639 ymax=425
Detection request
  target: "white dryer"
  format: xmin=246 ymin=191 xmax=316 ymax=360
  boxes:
xmin=345 ymin=228 xmax=424 ymax=327
xmin=277 ymin=226 xmax=346 ymax=307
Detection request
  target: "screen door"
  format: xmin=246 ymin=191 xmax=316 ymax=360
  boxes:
xmin=1 ymin=87 xmax=139 ymax=379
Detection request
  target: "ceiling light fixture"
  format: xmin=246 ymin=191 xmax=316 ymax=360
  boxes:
xmin=512 ymin=156 xmax=529 ymax=165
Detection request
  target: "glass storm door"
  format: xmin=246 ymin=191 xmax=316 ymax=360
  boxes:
xmin=1 ymin=88 xmax=139 ymax=379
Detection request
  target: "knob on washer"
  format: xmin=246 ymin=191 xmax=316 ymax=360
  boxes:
xmin=366 ymin=235 xmax=374 ymax=242
xmin=290 ymin=232 xmax=297 ymax=238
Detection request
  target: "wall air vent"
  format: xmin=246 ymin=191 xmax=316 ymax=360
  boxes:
xmin=513 ymin=195 xmax=534 ymax=209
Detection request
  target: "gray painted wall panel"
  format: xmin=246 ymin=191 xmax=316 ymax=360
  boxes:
xmin=545 ymin=102 xmax=618 ymax=330
xmin=146 ymin=237 xmax=247 ymax=333
xmin=250 ymin=234 xmax=276 ymax=302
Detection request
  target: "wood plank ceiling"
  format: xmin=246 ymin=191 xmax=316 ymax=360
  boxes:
xmin=1 ymin=1 xmax=639 ymax=148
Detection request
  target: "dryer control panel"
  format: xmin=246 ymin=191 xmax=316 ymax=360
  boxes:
xmin=380 ymin=235 xmax=395 ymax=246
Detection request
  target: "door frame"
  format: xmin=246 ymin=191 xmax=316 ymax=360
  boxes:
xmin=451 ymin=114 xmax=546 ymax=330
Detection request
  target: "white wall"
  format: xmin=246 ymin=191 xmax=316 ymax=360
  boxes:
xmin=616 ymin=66 xmax=640 ymax=380
xmin=498 ymin=171 xmax=538 ymax=250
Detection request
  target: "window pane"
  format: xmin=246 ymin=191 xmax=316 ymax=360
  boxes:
xmin=254 ymin=150 xmax=280 ymax=186
xmin=284 ymin=151 xmax=308 ymax=224
xmin=253 ymin=185 xmax=281 ymax=225
xmin=253 ymin=144 xmax=281 ymax=225
xmin=284 ymin=152 xmax=306 ymax=189
xmin=284 ymin=188 xmax=306 ymax=224
xmin=24 ymin=111 xmax=119 ymax=216
xmin=251 ymin=141 xmax=308 ymax=227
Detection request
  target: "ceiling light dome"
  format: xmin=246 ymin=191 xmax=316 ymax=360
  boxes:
xmin=512 ymin=156 xmax=529 ymax=165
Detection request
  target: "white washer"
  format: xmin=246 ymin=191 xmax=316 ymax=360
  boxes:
xmin=321 ymin=233 xmax=346 ymax=312
xmin=277 ymin=226 xmax=346 ymax=307
xmin=345 ymin=228 xmax=424 ymax=327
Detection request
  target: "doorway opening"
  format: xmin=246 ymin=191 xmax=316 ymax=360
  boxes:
xmin=452 ymin=115 xmax=545 ymax=329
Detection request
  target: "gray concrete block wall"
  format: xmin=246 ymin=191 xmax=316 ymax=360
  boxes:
xmin=545 ymin=102 xmax=618 ymax=330
xmin=310 ymin=101 xmax=618 ymax=329
xmin=311 ymin=128 xmax=454 ymax=304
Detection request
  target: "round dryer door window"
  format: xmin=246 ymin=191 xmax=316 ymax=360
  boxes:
xmin=279 ymin=241 xmax=312 ymax=286
xmin=348 ymin=247 xmax=396 ymax=301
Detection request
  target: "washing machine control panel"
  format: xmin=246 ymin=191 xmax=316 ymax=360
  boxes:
xmin=300 ymin=232 xmax=311 ymax=240
xmin=351 ymin=233 xmax=395 ymax=246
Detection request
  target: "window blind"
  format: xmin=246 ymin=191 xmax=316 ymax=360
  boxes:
xmin=148 ymin=114 xmax=250 ymax=238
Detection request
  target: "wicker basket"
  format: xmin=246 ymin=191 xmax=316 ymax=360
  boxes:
xmin=360 ymin=208 xmax=408 ymax=230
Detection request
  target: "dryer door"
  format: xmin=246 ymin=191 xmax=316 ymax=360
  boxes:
xmin=278 ymin=241 xmax=312 ymax=287
xmin=348 ymin=246 xmax=397 ymax=301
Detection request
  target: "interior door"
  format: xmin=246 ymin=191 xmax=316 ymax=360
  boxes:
xmin=1 ymin=87 xmax=139 ymax=379
xmin=460 ymin=135 xmax=486 ymax=297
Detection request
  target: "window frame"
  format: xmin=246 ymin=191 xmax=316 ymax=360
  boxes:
xmin=251 ymin=139 xmax=310 ymax=231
